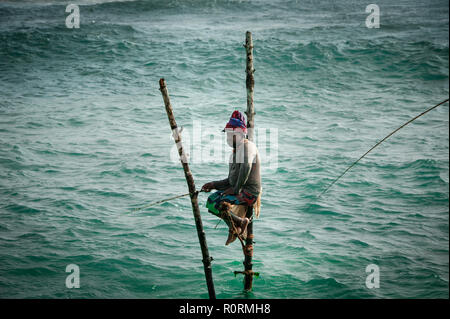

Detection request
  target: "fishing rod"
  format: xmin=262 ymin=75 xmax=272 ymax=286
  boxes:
xmin=129 ymin=190 xmax=205 ymax=213
xmin=316 ymin=98 xmax=449 ymax=200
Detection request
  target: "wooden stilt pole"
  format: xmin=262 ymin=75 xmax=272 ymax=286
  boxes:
xmin=243 ymin=31 xmax=256 ymax=291
xmin=244 ymin=31 xmax=255 ymax=142
xmin=159 ymin=78 xmax=216 ymax=299
xmin=243 ymin=207 xmax=254 ymax=291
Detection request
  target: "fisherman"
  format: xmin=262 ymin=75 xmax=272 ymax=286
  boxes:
xmin=202 ymin=110 xmax=262 ymax=245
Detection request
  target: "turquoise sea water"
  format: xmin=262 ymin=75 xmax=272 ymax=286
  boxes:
xmin=0 ymin=0 xmax=448 ymax=299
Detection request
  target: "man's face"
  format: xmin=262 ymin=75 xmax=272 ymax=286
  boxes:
xmin=226 ymin=131 xmax=243 ymax=148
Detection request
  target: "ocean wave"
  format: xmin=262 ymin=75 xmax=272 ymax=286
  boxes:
xmin=3 ymin=203 xmax=42 ymax=214
xmin=348 ymin=239 xmax=370 ymax=247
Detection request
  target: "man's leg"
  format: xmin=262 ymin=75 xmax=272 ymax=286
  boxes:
xmin=218 ymin=201 xmax=250 ymax=245
xmin=206 ymin=190 xmax=252 ymax=245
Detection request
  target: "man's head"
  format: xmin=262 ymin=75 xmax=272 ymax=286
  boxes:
xmin=223 ymin=110 xmax=247 ymax=148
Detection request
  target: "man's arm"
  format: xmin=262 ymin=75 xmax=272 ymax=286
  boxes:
xmin=212 ymin=178 xmax=231 ymax=191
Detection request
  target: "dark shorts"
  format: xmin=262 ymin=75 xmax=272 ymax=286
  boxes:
xmin=206 ymin=190 xmax=257 ymax=217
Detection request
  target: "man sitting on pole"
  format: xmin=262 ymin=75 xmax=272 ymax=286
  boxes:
xmin=202 ymin=110 xmax=262 ymax=245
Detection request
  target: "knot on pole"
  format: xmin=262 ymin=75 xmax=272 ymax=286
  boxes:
xmin=202 ymin=256 xmax=214 ymax=265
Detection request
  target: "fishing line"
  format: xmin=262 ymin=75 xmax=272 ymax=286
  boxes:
xmin=316 ymin=98 xmax=449 ymax=200
xmin=129 ymin=190 xmax=204 ymax=213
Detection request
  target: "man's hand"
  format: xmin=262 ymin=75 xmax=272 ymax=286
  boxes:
xmin=201 ymin=182 xmax=215 ymax=192
xmin=222 ymin=187 xmax=235 ymax=196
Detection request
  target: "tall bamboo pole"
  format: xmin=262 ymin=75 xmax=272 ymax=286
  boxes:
xmin=243 ymin=31 xmax=255 ymax=291
xmin=159 ymin=78 xmax=216 ymax=299
xmin=245 ymin=31 xmax=255 ymax=142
